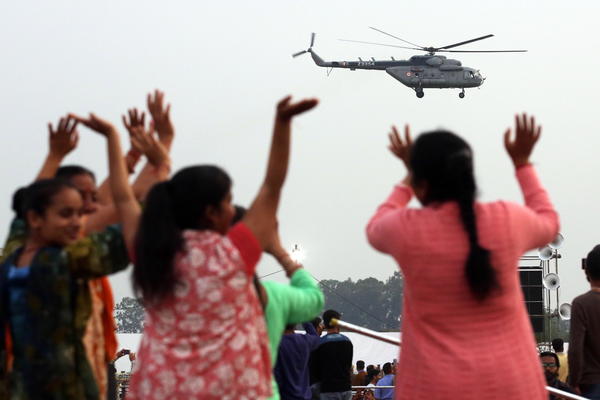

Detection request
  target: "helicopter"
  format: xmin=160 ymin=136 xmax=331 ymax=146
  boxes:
xmin=292 ymin=28 xmax=527 ymax=98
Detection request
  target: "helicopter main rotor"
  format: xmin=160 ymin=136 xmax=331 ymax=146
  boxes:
xmin=340 ymin=27 xmax=527 ymax=55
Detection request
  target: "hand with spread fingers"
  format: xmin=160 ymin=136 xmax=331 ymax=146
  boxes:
xmin=388 ymin=124 xmax=412 ymax=169
xmin=70 ymin=113 xmax=118 ymax=137
xmin=122 ymin=108 xmax=146 ymax=136
xmin=48 ymin=116 xmax=79 ymax=159
xmin=275 ymin=96 xmax=319 ymax=122
xmin=504 ymin=113 xmax=542 ymax=168
xmin=121 ymin=108 xmax=148 ymax=173
xmin=122 ymin=108 xmax=148 ymax=152
xmin=129 ymin=124 xmax=170 ymax=169
xmin=147 ymin=90 xmax=174 ymax=145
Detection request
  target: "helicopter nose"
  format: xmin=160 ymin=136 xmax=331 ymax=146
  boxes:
xmin=477 ymin=70 xmax=485 ymax=85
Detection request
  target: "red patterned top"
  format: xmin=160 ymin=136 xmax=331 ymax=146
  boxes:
xmin=126 ymin=223 xmax=272 ymax=400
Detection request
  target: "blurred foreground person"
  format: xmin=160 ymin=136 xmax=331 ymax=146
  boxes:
xmin=231 ymin=206 xmax=324 ymax=400
xmin=0 ymin=178 xmax=129 ymax=398
xmin=569 ymin=245 xmax=600 ymax=399
xmin=366 ymin=115 xmax=559 ymax=400
xmin=98 ymin=96 xmax=318 ymax=400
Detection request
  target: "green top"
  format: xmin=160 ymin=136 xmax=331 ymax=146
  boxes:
xmin=262 ymin=268 xmax=324 ymax=400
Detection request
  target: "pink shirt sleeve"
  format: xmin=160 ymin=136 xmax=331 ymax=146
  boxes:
xmin=228 ymin=222 xmax=262 ymax=276
xmin=366 ymin=183 xmax=413 ymax=254
xmin=508 ymin=164 xmax=560 ymax=251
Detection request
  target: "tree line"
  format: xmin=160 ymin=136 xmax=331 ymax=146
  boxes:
xmin=114 ymin=271 xmax=405 ymax=333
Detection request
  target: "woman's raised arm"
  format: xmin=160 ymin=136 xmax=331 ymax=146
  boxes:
xmin=242 ymin=96 xmax=318 ymax=249
xmin=70 ymin=113 xmax=142 ymax=250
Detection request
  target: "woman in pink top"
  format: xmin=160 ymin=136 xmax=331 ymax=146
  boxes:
xmin=73 ymin=95 xmax=318 ymax=400
xmin=366 ymin=114 xmax=559 ymax=400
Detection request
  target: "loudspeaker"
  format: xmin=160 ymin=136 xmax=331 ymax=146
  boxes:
xmin=519 ymin=270 xmax=544 ymax=333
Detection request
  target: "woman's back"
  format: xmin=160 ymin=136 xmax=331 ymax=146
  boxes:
xmin=127 ymin=225 xmax=272 ymax=400
xmin=367 ymin=165 xmax=558 ymax=400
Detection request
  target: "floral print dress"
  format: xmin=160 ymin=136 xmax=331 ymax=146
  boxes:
xmin=126 ymin=223 xmax=272 ymax=400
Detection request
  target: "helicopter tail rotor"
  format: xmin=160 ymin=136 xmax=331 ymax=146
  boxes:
xmin=292 ymin=33 xmax=316 ymax=58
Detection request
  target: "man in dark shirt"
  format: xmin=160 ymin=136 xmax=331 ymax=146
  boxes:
xmin=540 ymin=352 xmax=573 ymax=400
xmin=569 ymin=245 xmax=600 ymax=399
xmin=274 ymin=322 xmax=322 ymax=400
xmin=311 ymin=310 xmax=353 ymax=400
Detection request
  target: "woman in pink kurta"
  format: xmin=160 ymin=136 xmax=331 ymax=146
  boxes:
xmin=366 ymin=116 xmax=558 ymax=400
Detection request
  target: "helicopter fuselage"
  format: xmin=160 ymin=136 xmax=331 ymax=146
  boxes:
xmin=310 ymin=51 xmax=483 ymax=92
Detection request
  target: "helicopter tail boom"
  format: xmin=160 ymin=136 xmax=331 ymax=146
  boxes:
xmin=310 ymin=51 xmax=330 ymax=67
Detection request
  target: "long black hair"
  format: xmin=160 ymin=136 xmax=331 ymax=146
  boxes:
xmin=410 ymin=130 xmax=498 ymax=301
xmin=133 ymin=165 xmax=232 ymax=304
xmin=56 ymin=165 xmax=96 ymax=182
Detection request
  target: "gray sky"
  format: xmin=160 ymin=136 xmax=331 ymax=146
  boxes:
xmin=2 ymin=0 xmax=599 ymax=309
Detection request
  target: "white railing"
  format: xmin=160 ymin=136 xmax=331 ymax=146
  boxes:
xmin=331 ymin=318 xmax=589 ymax=400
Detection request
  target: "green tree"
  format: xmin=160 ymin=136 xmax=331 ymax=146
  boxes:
xmin=114 ymin=297 xmax=145 ymax=333
xmin=318 ymin=271 xmax=403 ymax=331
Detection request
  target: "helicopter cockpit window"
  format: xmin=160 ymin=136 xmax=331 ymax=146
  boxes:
xmin=464 ymin=71 xmax=475 ymax=79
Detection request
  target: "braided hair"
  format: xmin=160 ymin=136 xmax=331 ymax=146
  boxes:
xmin=410 ymin=130 xmax=498 ymax=301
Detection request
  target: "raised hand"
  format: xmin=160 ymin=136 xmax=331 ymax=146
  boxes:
xmin=47 ymin=115 xmax=79 ymax=158
xmin=129 ymin=124 xmax=170 ymax=169
xmin=242 ymin=95 xmax=318 ymax=251
xmin=70 ymin=113 xmax=117 ymax=137
xmin=504 ymin=113 xmax=542 ymax=168
xmin=122 ymin=108 xmax=148 ymax=151
xmin=276 ymin=96 xmax=319 ymax=122
xmin=147 ymin=90 xmax=174 ymax=144
xmin=122 ymin=108 xmax=146 ymax=135
xmin=388 ymin=124 xmax=412 ymax=169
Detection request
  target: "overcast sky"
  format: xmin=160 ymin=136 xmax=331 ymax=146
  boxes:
xmin=2 ymin=0 xmax=599 ymax=311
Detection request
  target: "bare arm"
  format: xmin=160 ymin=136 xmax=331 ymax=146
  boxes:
xmin=84 ymin=106 xmax=170 ymax=233
xmin=71 ymin=113 xmax=141 ymax=249
xmin=35 ymin=116 xmax=79 ymax=180
xmin=95 ymin=149 xmax=141 ymax=206
xmin=242 ymin=96 xmax=318 ymax=248
xmin=128 ymin=90 xmax=174 ymax=201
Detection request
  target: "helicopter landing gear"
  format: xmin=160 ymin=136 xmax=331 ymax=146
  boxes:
xmin=459 ymin=89 xmax=465 ymax=98
xmin=415 ymin=88 xmax=424 ymax=98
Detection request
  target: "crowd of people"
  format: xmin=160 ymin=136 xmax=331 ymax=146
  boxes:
xmin=0 ymin=90 xmax=599 ymax=400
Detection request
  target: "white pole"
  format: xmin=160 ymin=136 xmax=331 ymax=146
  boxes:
xmin=331 ymin=318 xmax=401 ymax=346
xmin=331 ymin=318 xmax=588 ymax=400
